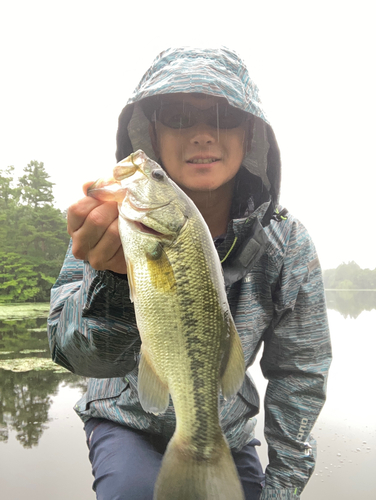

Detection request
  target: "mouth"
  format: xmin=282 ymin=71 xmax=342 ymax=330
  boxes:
xmin=135 ymin=221 xmax=165 ymax=237
xmin=187 ymin=157 xmax=220 ymax=165
xmin=121 ymin=214 xmax=166 ymax=237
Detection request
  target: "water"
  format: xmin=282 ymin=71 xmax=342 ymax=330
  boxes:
xmin=0 ymin=293 xmax=375 ymax=499
xmin=252 ymin=291 xmax=376 ymax=499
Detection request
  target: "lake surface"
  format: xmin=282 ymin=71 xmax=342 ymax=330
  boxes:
xmin=0 ymin=292 xmax=375 ymax=499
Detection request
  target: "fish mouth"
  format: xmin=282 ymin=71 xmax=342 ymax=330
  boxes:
xmin=134 ymin=221 xmax=165 ymax=237
xmin=120 ymin=215 xmax=167 ymax=238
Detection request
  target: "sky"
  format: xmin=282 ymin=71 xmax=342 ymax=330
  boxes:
xmin=1 ymin=0 xmax=375 ymax=271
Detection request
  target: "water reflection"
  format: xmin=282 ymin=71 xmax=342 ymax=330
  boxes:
xmin=1 ymin=292 xmax=375 ymax=450
xmin=0 ymin=315 xmax=49 ymax=358
xmin=1 ymin=296 xmax=375 ymax=499
xmin=0 ymin=368 xmax=86 ymax=448
xmin=325 ymin=290 xmax=376 ymax=318
xmin=0 ymin=310 xmax=87 ymax=449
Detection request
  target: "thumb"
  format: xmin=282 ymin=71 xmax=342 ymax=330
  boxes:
xmin=82 ymin=181 xmax=97 ymax=196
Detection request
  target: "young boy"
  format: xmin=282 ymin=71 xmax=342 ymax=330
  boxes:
xmin=48 ymin=47 xmax=331 ymax=500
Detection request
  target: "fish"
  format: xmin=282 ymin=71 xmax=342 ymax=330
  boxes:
xmin=88 ymin=150 xmax=246 ymax=500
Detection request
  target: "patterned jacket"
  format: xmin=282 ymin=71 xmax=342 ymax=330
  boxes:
xmin=48 ymin=47 xmax=331 ymax=500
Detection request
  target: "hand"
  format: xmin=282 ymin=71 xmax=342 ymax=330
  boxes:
xmin=67 ymin=182 xmax=127 ymax=274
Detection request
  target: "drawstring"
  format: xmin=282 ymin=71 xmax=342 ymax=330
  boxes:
xmin=220 ymin=237 xmax=238 ymax=264
xmin=273 ymin=207 xmax=288 ymax=221
xmin=220 ymin=205 xmax=288 ymax=265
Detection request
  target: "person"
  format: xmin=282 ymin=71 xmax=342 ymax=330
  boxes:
xmin=47 ymin=47 xmax=332 ymax=500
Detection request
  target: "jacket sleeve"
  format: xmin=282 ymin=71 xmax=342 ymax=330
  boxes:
xmin=47 ymin=241 xmax=141 ymax=378
xmin=259 ymin=219 xmax=332 ymax=500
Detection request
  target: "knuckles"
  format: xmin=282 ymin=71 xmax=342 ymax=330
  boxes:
xmin=68 ymin=198 xmax=121 ymax=270
xmin=71 ymin=241 xmax=87 ymax=261
xmin=89 ymin=255 xmax=107 ymax=271
xmin=106 ymin=219 xmax=121 ymax=240
xmin=85 ymin=203 xmax=118 ymax=229
xmin=68 ymin=198 xmax=96 ymax=221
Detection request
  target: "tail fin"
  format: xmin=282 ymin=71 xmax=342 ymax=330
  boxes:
xmin=153 ymin=434 xmax=245 ymax=500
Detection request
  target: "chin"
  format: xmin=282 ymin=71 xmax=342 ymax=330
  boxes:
xmin=185 ymin=183 xmax=221 ymax=193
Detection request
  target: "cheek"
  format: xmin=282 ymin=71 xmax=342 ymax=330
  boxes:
xmin=225 ymin=132 xmax=246 ymax=166
xmin=156 ymin=127 xmax=179 ymax=158
xmin=156 ymin=133 xmax=184 ymax=176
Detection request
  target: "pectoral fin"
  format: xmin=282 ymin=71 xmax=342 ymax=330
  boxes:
xmin=138 ymin=349 xmax=169 ymax=415
xmin=220 ymin=319 xmax=245 ymax=400
xmin=146 ymin=245 xmax=176 ymax=294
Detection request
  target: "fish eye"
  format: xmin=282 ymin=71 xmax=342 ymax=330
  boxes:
xmin=151 ymin=169 xmax=165 ymax=181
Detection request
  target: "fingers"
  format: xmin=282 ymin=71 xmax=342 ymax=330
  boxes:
xmin=84 ymin=218 xmax=127 ymax=273
xmin=67 ymin=196 xmax=103 ymax=236
xmin=70 ymin=201 xmax=120 ymax=257
xmin=67 ymin=194 xmax=127 ymax=274
xmin=88 ymin=244 xmax=128 ymax=274
xmin=82 ymin=180 xmax=96 ymax=196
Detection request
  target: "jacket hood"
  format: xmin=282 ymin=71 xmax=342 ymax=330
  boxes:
xmin=116 ymin=47 xmax=281 ymax=204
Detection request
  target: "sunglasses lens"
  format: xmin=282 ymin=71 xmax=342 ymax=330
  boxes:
xmin=215 ymin=107 xmax=246 ymax=129
xmin=156 ymin=103 xmax=247 ymax=129
xmin=158 ymin=105 xmax=193 ymax=129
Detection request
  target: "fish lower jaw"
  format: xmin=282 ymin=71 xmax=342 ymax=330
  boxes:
xmin=135 ymin=221 xmax=165 ymax=237
xmin=122 ymin=217 xmax=165 ymax=237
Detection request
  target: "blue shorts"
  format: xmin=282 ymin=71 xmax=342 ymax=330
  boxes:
xmin=84 ymin=417 xmax=265 ymax=500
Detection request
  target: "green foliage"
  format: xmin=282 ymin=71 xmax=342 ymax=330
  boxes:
xmin=323 ymin=261 xmax=376 ymax=290
xmin=0 ymin=161 xmax=69 ymax=302
xmin=18 ymin=160 xmax=54 ymax=208
xmin=0 ymin=253 xmax=38 ymax=302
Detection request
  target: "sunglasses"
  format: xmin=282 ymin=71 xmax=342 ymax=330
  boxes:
xmin=151 ymin=102 xmax=248 ymax=130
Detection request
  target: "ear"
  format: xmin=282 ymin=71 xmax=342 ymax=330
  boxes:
xmin=149 ymin=122 xmax=159 ymax=156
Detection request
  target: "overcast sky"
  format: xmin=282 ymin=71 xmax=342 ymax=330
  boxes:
xmin=1 ymin=0 xmax=374 ymax=271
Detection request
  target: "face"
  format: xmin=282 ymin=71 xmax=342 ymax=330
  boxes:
xmin=150 ymin=93 xmax=249 ymax=195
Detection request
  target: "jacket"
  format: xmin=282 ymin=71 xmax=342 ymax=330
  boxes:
xmin=47 ymin=47 xmax=332 ymax=500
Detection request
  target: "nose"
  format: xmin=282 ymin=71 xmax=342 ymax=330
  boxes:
xmin=189 ymin=122 xmax=218 ymax=145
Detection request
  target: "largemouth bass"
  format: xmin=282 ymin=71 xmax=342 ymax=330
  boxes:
xmin=88 ymin=150 xmax=246 ymax=500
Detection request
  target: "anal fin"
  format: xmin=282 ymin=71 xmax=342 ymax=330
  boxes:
xmin=138 ymin=349 xmax=169 ymax=415
xmin=220 ymin=319 xmax=245 ymax=400
xmin=126 ymin=258 xmax=136 ymax=302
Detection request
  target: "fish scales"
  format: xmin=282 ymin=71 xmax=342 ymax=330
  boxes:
xmin=129 ymin=205 xmax=225 ymax=451
xmin=163 ymin=221 xmax=226 ymax=453
xmin=88 ymin=150 xmax=246 ymax=500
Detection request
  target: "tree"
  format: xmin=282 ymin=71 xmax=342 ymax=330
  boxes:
xmin=0 ymin=166 xmax=20 ymax=210
xmin=0 ymin=253 xmax=39 ymax=303
xmin=18 ymin=161 xmax=54 ymax=208
xmin=0 ymin=166 xmax=20 ymax=245
xmin=0 ymin=161 xmax=70 ymax=302
xmin=323 ymin=262 xmax=376 ymax=290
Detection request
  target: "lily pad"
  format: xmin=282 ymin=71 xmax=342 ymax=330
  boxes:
xmin=0 ymin=357 xmax=69 ymax=373
xmin=0 ymin=303 xmax=50 ymax=320
xmin=19 ymin=349 xmax=47 ymax=354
